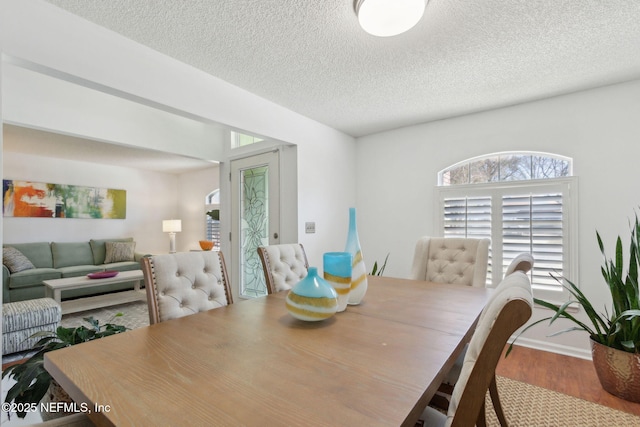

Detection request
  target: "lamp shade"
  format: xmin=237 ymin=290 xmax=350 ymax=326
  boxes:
xmin=356 ymin=0 xmax=425 ymax=37
xmin=162 ymin=219 xmax=182 ymax=233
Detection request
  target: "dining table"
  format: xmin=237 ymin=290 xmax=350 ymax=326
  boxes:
xmin=44 ymin=275 xmax=491 ymax=427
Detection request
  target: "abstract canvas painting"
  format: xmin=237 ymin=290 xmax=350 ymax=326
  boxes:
xmin=3 ymin=180 xmax=126 ymax=219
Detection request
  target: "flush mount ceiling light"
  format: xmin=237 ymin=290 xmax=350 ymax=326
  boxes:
xmin=355 ymin=0 xmax=426 ymax=37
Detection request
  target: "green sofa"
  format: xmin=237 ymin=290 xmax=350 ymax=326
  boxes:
xmin=2 ymin=238 xmax=147 ymax=303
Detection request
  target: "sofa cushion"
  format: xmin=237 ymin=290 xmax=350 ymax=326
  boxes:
xmin=90 ymin=238 xmax=134 ymax=265
xmin=104 ymin=241 xmax=136 ymax=264
xmin=8 ymin=268 xmax=61 ymax=289
xmin=58 ymin=265 xmax=104 ymax=278
xmin=3 ymin=247 xmax=35 ymax=273
xmin=52 ymin=242 xmax=95 ymax=268
xmin=4 ymin=242 xmax=53 ymax=268
xmin=100 ymin=261 xmax=140 ymax=272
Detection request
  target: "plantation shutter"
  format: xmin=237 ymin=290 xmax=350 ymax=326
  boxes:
xmin=437 ymin=178 xmax=576 ymax=298
xmin=206 ymin=218 xmax=221 ymax=247
xmin=502 ymin=193 xmax=564 ymax=289
xmin=443 ymin=196 xmax=492 ymax=285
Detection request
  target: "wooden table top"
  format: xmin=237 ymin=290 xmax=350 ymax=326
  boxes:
xmin=44 ymin=275 xmax=491 ymax=427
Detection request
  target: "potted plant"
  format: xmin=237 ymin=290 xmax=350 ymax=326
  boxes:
xmin=206 ymin=209 xmax=220 ymax=221
xmin=2 ymin=315 xmax=127 ymax=419
xmin=513 ymin=214 xmax=640 ymax=402
xmin=370 ymin=253 xmax=390 ymax=276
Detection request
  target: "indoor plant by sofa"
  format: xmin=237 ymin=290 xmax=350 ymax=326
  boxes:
xmin=3 ymin=315 xmax=127 ymax=419
xmin=2 ymin=238 xmax=146 ymax=302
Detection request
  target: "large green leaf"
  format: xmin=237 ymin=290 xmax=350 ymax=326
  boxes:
xmin=3 ymin=316 xmax=129 ymax=418
xmin=511 ymin=213 xmax=640 ymax=356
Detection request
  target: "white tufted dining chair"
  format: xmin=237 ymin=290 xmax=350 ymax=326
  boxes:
xmin=420 ymin=271 xmax=533 ymax=427
xmin=435 ymin=253 xmax=535 ymax=425
xmin=257 ymin=244 xmax=309 ymax=294
xmin=141 ymin=251 xmax=233 ymax=325
xmin=409 ymin=237 xmax=490 ymax=287
xmin=504 ymin=252 xmax=534 ymax=278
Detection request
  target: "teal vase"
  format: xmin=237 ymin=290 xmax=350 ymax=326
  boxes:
xmin=345 ymin=208 xmax=368 ymax=305
xmin=286 ymin=267 xmax=338 ymax=321
xmin=323 ymin=252 xmax=352 ymax=312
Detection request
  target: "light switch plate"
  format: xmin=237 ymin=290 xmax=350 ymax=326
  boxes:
xmin=305 ymin=222 xmax=316 ymax=234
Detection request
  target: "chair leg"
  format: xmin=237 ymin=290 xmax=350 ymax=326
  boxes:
xmin=476 ymin=400 xmax=487 ymax=427
xmin=489 ymin=375 xmax=508 ymax=427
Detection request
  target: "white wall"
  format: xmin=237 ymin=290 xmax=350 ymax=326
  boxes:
xmin=296 ymin=132 xmax=357 ymax=265
xmin=177 ymin=165 xmax=220 ymax=252
xmin=356 ymin=79 xmax=640 ymax=358
xmin=3 ymin=151 xmax=178 ymax=254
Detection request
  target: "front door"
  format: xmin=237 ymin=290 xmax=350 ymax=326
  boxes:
xmin=230 ymin=151 xmax=280 ymax=298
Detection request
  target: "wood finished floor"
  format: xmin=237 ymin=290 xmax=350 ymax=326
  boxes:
xmin=497 ymin=345 xmax=640 ymax=416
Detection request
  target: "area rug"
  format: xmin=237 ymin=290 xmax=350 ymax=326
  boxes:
xmin=486 ymin=376 xmax=640 ymax=426
xmin=61 ymin=300 xmax=150 ymax=331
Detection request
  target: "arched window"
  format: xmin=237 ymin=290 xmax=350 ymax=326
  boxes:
xmin=436 ymin=152 xmax=577 ymax=300
xmin=438 ymin=152 xmax=571 ymax=185
xmin=205 ymin=189 xmax=220 ymax=247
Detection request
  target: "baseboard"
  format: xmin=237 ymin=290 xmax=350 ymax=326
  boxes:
xmin=508 ymin=336 xmax=592 ymax=361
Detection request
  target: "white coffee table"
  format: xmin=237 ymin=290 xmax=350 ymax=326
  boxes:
xmin=43 ymin=270 xmax=146 ymax=315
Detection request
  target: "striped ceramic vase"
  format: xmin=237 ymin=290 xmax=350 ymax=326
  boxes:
xmin=345 ymin=207 xmax=368 ymax=305
xmin=323 ymin=252 xmax=353 ymax=312
xmin=286 ymin=267 xmax=338 ymax=321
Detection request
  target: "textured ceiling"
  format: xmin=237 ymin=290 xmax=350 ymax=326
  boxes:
xmin=44 ymin=0 xmax=640 ymax=137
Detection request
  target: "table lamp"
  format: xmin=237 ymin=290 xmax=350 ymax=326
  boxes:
xmin=162 ymin=219 xmax=182 ymax=253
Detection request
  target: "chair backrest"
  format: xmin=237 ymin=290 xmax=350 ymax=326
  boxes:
xmin=504 ymin=252 xmax=534 ymax=278
xmin=446 ymin=272 xmax=533 ymax=427
xmin=257 ymin=244 xmax=309 ymax=294
xmin=409 ymin=237 xmax=490 ymax=287
xmin=141 ymin=251 xmax=233 ymax=325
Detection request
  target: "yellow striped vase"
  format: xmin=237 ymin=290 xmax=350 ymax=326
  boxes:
xmin=345 ymin=208 xmax=368 ymax=305
xmin=323 ymin=252 xmax=353 ymax=312
xmin=347 ymin=250 xmax=368 ymax=305
xmin=286 ymin=267 xmax=338 ymax=321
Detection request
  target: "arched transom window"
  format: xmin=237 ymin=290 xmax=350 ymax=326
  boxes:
xmin=439 ymin=152 xmax=571 ymax=185
xmin=436 ymin=152 xmax=577 ymax=300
